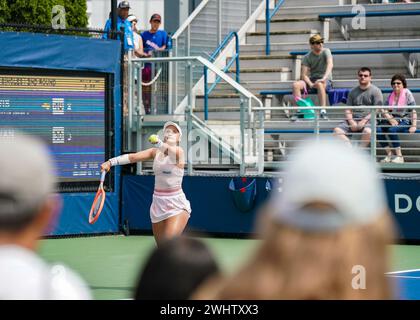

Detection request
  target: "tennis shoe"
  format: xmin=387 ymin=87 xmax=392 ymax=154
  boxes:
xmin=391 ymin=156 xmax=404 ymax=164
xmin=380 ymin=155 xmax=392 ymax=163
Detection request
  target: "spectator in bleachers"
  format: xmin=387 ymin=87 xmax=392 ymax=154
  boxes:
xmin=334 ymin=67 xmax=383 ymax=148
xmin=377 ymin=74 xmax=417 ymax=163
xmin=141 ymin=13 xmax=168 ymax=114
xmin=102 ymin=1 xmax=134 ymax=53
xmin=193 ymin=138 xmax=396 ymax=299
xmin=292 ymin=34 xmax=333 ymax=120
xmin=127 ymin=14 xmax=148 ymax=58
xmin=134 ymin=236 xmax=220 ymax=300
xmin=0 ymin=133 xmax=91 ymax=299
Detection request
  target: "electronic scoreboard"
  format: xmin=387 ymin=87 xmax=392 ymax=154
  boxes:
xmin=0 ymin=69 xmax=112 ymax=191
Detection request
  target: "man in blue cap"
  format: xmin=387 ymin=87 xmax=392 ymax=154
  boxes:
xmin=102 ymin=0 xmax=134 ymax=53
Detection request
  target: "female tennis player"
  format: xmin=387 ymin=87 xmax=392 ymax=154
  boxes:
xmin=100 ymin=121 xmax=191 ymax=246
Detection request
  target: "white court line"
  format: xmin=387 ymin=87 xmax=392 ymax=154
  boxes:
xmin=386 ymin=268 xmax=420 ymax=275
xmin=386 ymin=275 xmax=420 ymax=279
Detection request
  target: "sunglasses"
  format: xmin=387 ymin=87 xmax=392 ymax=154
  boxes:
xmin=358 ymin=74 xmax=370 ymax=78
xmin=392 ymin=81 xmax=403 ymax=85
xmin=310 ymin=41 xmax=323 ymax=45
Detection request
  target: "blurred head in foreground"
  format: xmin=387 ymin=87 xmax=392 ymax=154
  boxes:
xmin=134 ymin=236 xmax=220 ymax=300
xmin=0 ymin=133 xmax=58 ymax=246
xmin=194 ymin=138 xmax=396 ymax=300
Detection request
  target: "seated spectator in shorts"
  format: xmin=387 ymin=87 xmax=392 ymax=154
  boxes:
xmin=377 ymin=73 xmax=417 ymax=164
xmin=134 ymin=236 xmax=220 ymax=300
xmin=0 ymin=133 xmax=91 ymax=299
xmin=292 ymin=34 xmax=334 ymax=120
xmin=334 ymin=67 xmax=383 ymax=148
xmin=141 ymin=13 xmax=168 ymax=114
xmin=102 ymin=1 xmax=134 ymax=53
xmin=193 ymin=138 xmax=396 ymax=299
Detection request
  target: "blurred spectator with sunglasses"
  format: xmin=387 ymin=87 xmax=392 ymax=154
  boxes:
xmin=377 ymin=74 xmax=417 ymax=163
xmin=127 ymin=14 xmax=148 ymax=58
xmin=292 ymin=34 xmax=334 ymax=120
xmin=334 ymin=67 xmax=383 ymax=148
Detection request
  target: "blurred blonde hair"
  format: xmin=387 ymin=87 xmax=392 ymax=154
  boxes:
xmin=194 ymin=207 xmax=396 ymax=300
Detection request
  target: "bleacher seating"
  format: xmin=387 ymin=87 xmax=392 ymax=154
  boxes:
xmin=193 ymin=0 xmax=420 ymax=168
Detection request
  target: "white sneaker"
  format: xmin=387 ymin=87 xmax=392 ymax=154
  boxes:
xmin=391 ymin=156 xmax=404 ymax=164
xmin=380 ymin=155 xmax=392 ymax=163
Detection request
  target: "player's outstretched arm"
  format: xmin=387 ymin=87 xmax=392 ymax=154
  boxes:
xmin=101 ymin=148 xmax=157 ymax=172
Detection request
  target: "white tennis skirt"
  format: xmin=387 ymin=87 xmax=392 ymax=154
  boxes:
xmin=150 ymin=189 xmax=191 ymax=223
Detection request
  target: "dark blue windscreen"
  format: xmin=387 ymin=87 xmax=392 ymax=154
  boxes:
xmin=0 ymin=72 xmax=106 ymax=183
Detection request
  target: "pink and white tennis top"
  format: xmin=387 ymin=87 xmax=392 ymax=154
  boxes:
xmin=153 ymin=150 xmax=184 ymax=191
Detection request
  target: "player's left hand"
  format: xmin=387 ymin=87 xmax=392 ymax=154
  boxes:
xmin=148 ymin=134 xmax=163 ymax=148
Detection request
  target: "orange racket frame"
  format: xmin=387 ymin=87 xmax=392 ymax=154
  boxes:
xmin=89 ymin=171 xmax=107 ymax=224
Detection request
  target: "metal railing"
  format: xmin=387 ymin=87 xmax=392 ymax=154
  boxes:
xmin=170 ymin=0 xmax=262 ymax=111
xmin=265 ymin=0 xmax=285 ymax=55
xmin=127 ymin=55 xmax=265 ymax=175
xmin=204 ymin=31 xmax=240 ymax=121
xmin=253 ymin=105 xmax=420 ymax=171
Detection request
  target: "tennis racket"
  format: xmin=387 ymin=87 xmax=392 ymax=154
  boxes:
xmin=89 ymin=170 xmax=107 ymax=224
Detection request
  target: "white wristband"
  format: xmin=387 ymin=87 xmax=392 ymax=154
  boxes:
xmin=109 ymin=154 xmax=130 ymax=166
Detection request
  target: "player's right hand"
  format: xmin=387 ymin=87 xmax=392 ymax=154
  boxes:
xmin=148 ymin=134 xmax=160 ymax=144
xmin=100 ymin=161 xmax=111 ymax=172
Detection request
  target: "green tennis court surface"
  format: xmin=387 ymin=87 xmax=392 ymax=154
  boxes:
xmin=38 ymin=235 xmax=420 ymax=300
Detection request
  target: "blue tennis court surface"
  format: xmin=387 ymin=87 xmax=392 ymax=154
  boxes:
xmin=387 ymin=270 xmax=420 ymax=300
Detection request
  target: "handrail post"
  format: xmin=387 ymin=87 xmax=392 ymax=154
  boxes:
xmin=370 ymin=108 xmax=377 ymax=161
xmin=266 ymin=0 xmax=270 ymax=55
xmin=314 ymin=109 xmax=320 ymax=139
xmin=217 ymin=0 xmax=222 ymax=45
xmin=240 ymin=96 xmax=246 ymax=176
xmin=136 ymin=62 xmax=146 ymax=117
xmin=258 ymin=108 xmax=265 ymax=174
xmin=204 ymin=66 xmax=209 ymax=121
xmin=127 ymin=52 xmax=133 ymax=151
xmin=187 ymin=105 xmax=193 ymax=175
xmin=187 ymin=61 xmax=193 ymax=175
xmin=187 ymin=61 xmax=193 ymax=110
xmin=235 ymin=32 xmax=240 ymax=83
xmin=186 ymin=25 xmax=191 ymax=56
xmin=173 ymin=37 xmax=178 ymax=110
xmin=168 ymin=41 xmax=173 ymax=114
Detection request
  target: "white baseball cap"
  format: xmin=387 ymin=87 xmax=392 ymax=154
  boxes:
xmin=163 ymin=121 xmax=182 ymax=137
xmin=271 ymin=137 xmax=388 ymax=231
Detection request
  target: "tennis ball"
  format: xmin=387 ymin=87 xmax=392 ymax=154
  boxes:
xmin=148 ymin=134 xmax=159 ymax=144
